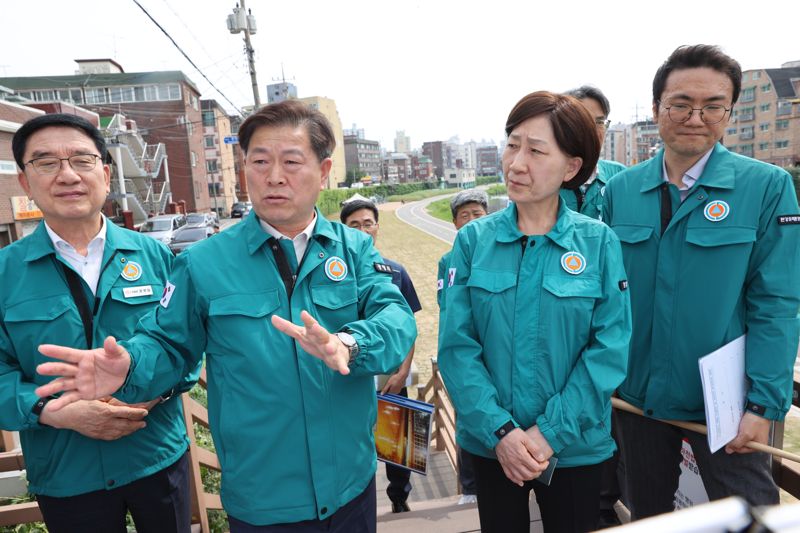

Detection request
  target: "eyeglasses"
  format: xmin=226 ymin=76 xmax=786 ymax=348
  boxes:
xmin=595 ymin=118 xmax=611 ymax=129
xmin=657 ymin=101 xmax=731 ymax=124
xmin=25 ymin=154 xmax=101 ymax=175
xmin=348 ymin=221 xmax=376 ymax=230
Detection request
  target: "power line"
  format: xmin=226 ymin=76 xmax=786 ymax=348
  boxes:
xmin=130 ymin=0 xmax=244 ymax=116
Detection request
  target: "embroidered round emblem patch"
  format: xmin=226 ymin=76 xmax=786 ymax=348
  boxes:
xmin=324 ymin=256 xmax=348 ymax=282
xmin=704 ymin=200 xmax=730 ymax=222
xmin=560 ymin=252 xmax=586 ymax=275
xmin=121 ymin=261 xmax=142 ymax=281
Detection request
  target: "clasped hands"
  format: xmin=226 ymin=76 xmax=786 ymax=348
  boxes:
xmin=495 ymin=426 xmax=554 ymax=486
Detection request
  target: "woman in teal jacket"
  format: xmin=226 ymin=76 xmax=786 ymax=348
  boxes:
xmin=439 ymin=91 xmax=631 ymax=533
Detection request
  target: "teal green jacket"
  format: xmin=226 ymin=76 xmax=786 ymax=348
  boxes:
xmin=438 ymin=202 xmax=631 ymax=467
xmin=436 ymin=250 xmax=452 ymax=349
xmin=560 ymin=159 xmax=627 ymax=220
xmin=115 ymin=210 xmax=417 ymax=526
xmin=0 ymin=221 xmax=193 ymax=497
xmin=602 ymin=144 xmax=800 ymax=421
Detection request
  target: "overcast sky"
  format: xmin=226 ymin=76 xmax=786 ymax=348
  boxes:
xmin=2 ymin=0 xmax=797 ymax=150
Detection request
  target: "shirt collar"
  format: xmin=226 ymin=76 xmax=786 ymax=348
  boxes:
xmin=661 ymin=147 xmax=714 ymax=191
xmin=259 ymin=210 xmax=316 ymax=243
xmin=44 ymin=216 xmax=107 ymax=255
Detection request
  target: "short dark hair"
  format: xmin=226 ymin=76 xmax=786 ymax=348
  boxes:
xmin=652 ymin=44 xmax=742 ymax=105
xmin=340 ymin=199 xmax=379 ymax=224
xmin=504 ymin=91 xmax=600 ymax=190
xmin=12 ymin=113 xmax=107 ymax=169
xmin=238 ymin=99 xmax=335 ymax=162
xmin=565 ymin=85 xmax=611 ymax=116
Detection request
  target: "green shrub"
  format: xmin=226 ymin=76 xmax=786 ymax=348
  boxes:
xmin=476 ymin=175 xmax=501 ymax=186
xmin=485 ymin=184 xmax=507 ymax=196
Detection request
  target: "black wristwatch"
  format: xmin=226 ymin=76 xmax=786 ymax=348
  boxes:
xmin=334 ymin=331 xmax=359 ymax=366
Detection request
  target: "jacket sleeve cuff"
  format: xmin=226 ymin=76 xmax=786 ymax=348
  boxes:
xmin=536 ymin=416 xmax=566 ymax=455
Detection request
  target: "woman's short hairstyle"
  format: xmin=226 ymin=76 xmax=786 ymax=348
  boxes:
xmin=505 ymin=91 xmax=600 ymax=190
xmin=238 ymin=99 xmax=335 ymax=162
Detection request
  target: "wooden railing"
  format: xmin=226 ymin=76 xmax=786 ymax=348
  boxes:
xmin=182 ymin=367 xmax=223 ymax=532
xmin=0 ymin=367 xmax=222 ymax=531
xmin=417 ymin=357 xmax=461 ymax=492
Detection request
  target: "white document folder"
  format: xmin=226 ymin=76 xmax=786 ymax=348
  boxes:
xmin=698 ymin=335 xmax=748 ymax=453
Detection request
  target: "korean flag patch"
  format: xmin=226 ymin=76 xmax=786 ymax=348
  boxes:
xmin=160 ymin=281 xmax=176 ymax=309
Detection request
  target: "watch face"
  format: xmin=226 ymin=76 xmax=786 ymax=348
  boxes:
xmin=337 ymin=332 xmax=356 ymax=347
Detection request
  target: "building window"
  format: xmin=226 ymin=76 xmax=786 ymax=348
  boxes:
xmin=760 ymin=103 xmax=771 ymax=112
xmin=186 ymin=121 xmax=193 ymax=136
xmin=202 ymin=110 xmax=215 ymax=127
xmin=739 ymin=144 xmax=753 ymax=156
xmin=206 ymin=159 xmax=218 ymax=172
xmin=110 ymin=86 xmax=134 ymax=103
xmin=726 ymin=127 xmax=737 ymax=135
xmin=752 ymin=71 xmax=761 ymax=80
xmin=167 ymin=84 xmax=181 ymax=100
xmin=776 ymin=140 xmax=789 ymax=149
xmin=759 ymin=123 xmax=770 ymax=131
xmin=36 ymin=89 xmax=55 ymax=102
xmin=760 ymin=84 xmax=771 ymax=93
xmin=740 ymin=87 xmax=755 ymax=102
xmin=205 ymin=136 xmax=215 ymax=148
xmin=759 ymin=142 xmax=770 ymax=150
xmin=777 ymin=101 xmax=792 ymax=116
xmin=191 ymin=151 xmax=197 ymax=167
xmin=85 ymin=88 xmax=107 ymax=104
xmin=776 ymin=119 xmax=790 ymax=130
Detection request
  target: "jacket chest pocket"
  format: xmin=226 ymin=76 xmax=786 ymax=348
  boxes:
xmin=207 ymin=290 xmax=280 ymax=355
xmin=613 ymin=224 xmax=654 ymax=246
xmin=310 ymin=281 xmax=359 ymax=329
xmin=466 ymin=269 xmax=517 ymax=324
xmin=107 ymin=283 xmax=164 ymax=316
xmin=4 ymin=295 xmax=79 ymax=374
xmin=540 ymin=275 xmax=601 ymax=338
xmin=684 ymin=226 xmax=757 ymax=279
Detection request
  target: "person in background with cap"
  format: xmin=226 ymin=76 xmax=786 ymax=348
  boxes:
xmin=603 ymin=44 xmax=800 ymax=520
xmin=439 ymin=91 xmax=631 ymax=532
xmin=33 ymin=99 xmax=417 ymax=533
xmin=436 ymin=189 xmax=488 ymax=505
xmin=0 ymin=113 xmax=197 ymax=532
xmin=560 ymin=86 xmax=626 ymax=222
xmin=340 ymin=198 xmax=421 ymax=514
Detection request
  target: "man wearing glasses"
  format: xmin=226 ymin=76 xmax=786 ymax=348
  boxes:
xmin=340 ymin=198 xmax=421 ymax=514
xmin=603 ymin=45 xmax=800 ymax=519
xmin=560 ymin=86 xmax=626 ymax=221
xmin=0 ymin=114 xmax=194 ymax=531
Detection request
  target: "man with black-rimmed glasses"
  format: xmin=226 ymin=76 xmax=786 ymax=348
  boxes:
xmin=0 ymin=113 xmax=195 ymax=532
xmin=602 ymin=45 xmax=800 ymax=519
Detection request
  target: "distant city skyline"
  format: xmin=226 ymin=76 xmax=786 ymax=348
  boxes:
xmin=2 ymin=0 xmax=798 ymax=150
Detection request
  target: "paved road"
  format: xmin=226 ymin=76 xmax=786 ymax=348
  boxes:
xmin=395 ymin=193 xmax=459 ymax=245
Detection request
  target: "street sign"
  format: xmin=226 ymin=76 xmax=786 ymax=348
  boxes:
xmin=224 ymin=136 xmax=239 ymax=144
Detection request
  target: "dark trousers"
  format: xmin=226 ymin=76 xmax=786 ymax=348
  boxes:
xmin=472 ymin=453 xmax=603 ymax=533
xmin=616 ymin=408 xmax=778 ymax=520
xmin=37 ymin=452 xmax=190 ymax=533
xmin=385 ymin=387 xmax=412 ymax=504
xmin=228 ymin=478 xmax=376 ymax=533
xmin=599 ymin=411 xmax=624 ymax=512
xmin=458 ymin=447 xmax=477 ymax=495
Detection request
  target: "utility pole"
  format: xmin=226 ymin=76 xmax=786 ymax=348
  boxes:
xmin=227 ymin=2 xmax=260 ymax=108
